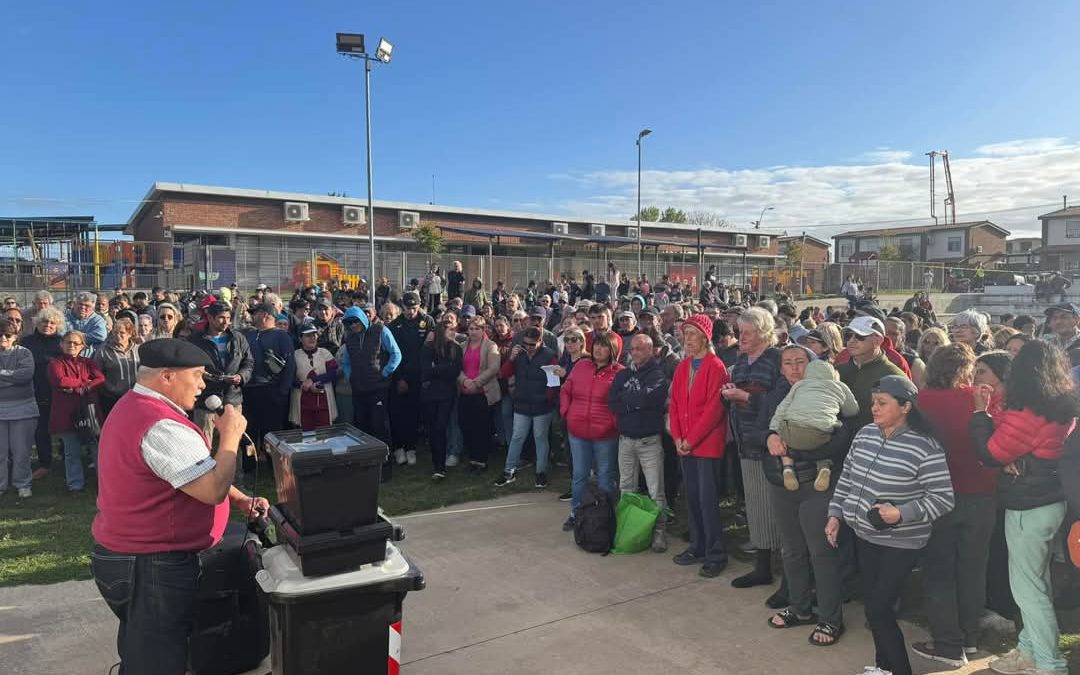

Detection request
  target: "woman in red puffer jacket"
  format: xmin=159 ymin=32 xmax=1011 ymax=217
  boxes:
xmin=560 ymin=332 xmax=624 ymax=530
xmin=970 ymin=341 xmax=1079 ymax=674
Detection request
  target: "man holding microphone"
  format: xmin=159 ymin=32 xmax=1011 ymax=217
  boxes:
xmin=90 ymin=339 xmax=268 ymax=674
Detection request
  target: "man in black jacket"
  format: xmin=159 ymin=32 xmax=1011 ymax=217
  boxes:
xmin=609 ymin=334 xmax=671 ymax=552
xmin=312 ymin=297 xmax=345 ymax=355
xmin=189 ymin=301 xmax=254 ymax=444
xmin=494 ymin=327 xmax=557 ymax=488
xmin=388 ymin=291 xmax=434 ymax=466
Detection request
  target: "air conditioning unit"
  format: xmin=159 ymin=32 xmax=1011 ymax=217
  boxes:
xmin=284 ymin=202 xmax=309 ymax=222
xmin=590 ymin=224 xmax=607 ymax=238
xmin=398 ymin=210 xmax=420 ymax=230
xmin=734 ymin=233 xmax=748 ymax=247
xmin=342 ymin=205 xmax=366 ymax=226
xmin=551 ymin=221 xmax=569 ymax=235
xmin=976 ymin=245 xmax=984 ymax=253
xmin=758 ymin=235 xmax=770 ymax=248
xmin=625 ymin=226 xmax=639 ymax=240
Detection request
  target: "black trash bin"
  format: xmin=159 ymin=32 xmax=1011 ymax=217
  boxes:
xmin=256 ymin=542 xmax=425 ymax=675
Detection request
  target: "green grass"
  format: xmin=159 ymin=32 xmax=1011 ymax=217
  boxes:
xmin=0 ymin=446 xmax=572 ymax=588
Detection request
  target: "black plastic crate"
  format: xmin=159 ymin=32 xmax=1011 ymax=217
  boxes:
xmin=266 ymin=424 xmax=387 ymax=535
xmin=270 ymin=505 xmax=402 ymax=577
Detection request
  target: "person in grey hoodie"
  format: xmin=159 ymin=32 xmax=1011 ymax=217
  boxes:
xmin=0 ymin=319 xmax=38 ymax=498
xmin=826 ymin=376 xmax=954 ymax=675
xmin=769 ymin=358 xmax=858 ymax=491
xmin=93 ymin=317 xmax=140 ymax=418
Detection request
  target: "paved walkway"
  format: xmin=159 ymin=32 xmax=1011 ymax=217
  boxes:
xmin=0 ymin=493 xmax=995 ymax=674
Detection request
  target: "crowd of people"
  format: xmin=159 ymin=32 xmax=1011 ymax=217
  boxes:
xmin=1 ymin=262 xmax=1079 ymax=675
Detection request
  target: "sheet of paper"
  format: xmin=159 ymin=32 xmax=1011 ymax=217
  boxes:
xmin=540 ymin=364 xmax=561 ymax=387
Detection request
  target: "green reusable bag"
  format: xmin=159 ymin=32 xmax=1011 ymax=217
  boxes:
xmin=612 ymin=492 xmax=660 ymax=555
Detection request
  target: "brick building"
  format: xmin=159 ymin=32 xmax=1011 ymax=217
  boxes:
xmin=832 ymin=221 xmax=1009 ymax=265
xmin=125 ymin=182 xmax=783 ymax=291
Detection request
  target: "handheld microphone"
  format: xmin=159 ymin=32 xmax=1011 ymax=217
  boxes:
xmin=204 ymin=395 xmax=225 ymax=415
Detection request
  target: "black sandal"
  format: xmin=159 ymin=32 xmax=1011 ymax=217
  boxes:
xmin=767 ymin=608 xmax=817 ymax=629
xmin=807 ymin=621 xmax=844 ymax=646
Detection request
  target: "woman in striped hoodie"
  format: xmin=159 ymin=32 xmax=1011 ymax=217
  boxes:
xmin=826 ymin=375 xmax=954 ymax=675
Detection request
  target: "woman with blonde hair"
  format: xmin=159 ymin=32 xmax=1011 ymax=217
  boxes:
xmin=723 ymin=307 xmax=787 ymax=596
xmin=917 ymin=326 xmax=950 ymax=364
xmin=94 ymin=317 xmax=140 ymax=418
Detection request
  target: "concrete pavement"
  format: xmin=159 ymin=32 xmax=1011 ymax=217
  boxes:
xmin=0 ymin=492 xmax=996 ymax=674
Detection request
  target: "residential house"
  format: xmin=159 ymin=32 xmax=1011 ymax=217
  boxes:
xmin=832 ymin=221 xmax=1009 ymax=265
xmin=1003 ymin=237 xmax=1041 ymax=269
xmin=1038 ymin=206 xmax=1080 ymax=271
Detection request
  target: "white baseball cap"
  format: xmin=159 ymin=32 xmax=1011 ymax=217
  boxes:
xmin=846 ymin=316 xmax=884 ymax=337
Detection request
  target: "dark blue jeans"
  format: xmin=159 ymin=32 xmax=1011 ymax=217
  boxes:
xmin=91 ymin=544 xmax=201 ymax=675
xmin=681 ymin=456 xmax=728 ymax=565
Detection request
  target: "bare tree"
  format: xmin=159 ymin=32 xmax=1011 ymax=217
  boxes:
xmin=686 ymin=209 xmax=729 ymax=228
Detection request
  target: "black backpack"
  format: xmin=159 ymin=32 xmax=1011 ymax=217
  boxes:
xmin=573 ymin=484 xmax=615 ymax=555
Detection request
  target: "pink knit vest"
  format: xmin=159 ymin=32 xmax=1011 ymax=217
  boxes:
xmin=92 ymin=390 xmax=225 ymax=553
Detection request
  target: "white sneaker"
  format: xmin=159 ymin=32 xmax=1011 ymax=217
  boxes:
xmin=393 ymin=448 xmax=407 ymax=465
xmin=405 ymin=450 xmax=417 ymax=465
xmin=854 ymin=668 xmax=892 ymax=675
xmin=988 ymin=648 xmax=1035 ymax=675
xmin=445 ymin=454 xmax=460 ymax=468
xmin=17 ymin=487 xmax=31 ymax=499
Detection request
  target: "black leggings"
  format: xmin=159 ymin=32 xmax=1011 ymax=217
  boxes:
xmin=423 ymin=399 xmax=454 ymax=472
xmin=458 ymin=393 xmax=492 ymax=467
xmin=857 ymin=538 xmax=920 ymax=675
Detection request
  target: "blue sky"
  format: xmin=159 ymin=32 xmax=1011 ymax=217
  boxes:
xmin=2 ymin=1 xmax=1078 ymax=238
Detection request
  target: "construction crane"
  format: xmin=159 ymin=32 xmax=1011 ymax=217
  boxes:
xmin=926 ymin=150 xmax=956 ymax=225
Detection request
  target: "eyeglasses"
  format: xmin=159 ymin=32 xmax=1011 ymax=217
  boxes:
xmin=62 ymin=340 xmax=84 ymax=346
xmin=565 ymin=336 xmax=583 ymax=343
xmin=842 ymin=331 xmax=870 ymax=342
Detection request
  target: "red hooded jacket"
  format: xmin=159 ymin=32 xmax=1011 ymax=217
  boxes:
xmin=560 ymin=359 xmax=623 ymax=440
xmin=669 ymin=353 xmax=730 ymax=458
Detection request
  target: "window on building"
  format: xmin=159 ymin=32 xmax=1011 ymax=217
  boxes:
xmin=947 ymin=236 xmax=962 ymax=253
xmin=1066 ymin=220 xmax=1080 ymax=238
xmin=839 ymin=243 xmax=853 ymax=258
xmin=861 ymin=238 xmax=880 ymax=252
xmin=1021 ymin=241 xmax=1033 ymax=251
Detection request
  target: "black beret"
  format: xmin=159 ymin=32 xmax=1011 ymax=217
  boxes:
xmin=140 ymin=338 xmax=215 ymax=369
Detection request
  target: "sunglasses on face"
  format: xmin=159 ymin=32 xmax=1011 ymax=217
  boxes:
xmin=842 ymin=331 xmax=870 ymax=342
xmin=565 ymin=336 xmax=582 ymax=343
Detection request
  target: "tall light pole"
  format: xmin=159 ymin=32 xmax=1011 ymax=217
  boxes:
xmin=337 ymin=32 xmax=393 ymax=294
xmin=753 ymin=205 xmax=774 ymax=229
xmin=635 ymin=128 xmax=652 ymax=278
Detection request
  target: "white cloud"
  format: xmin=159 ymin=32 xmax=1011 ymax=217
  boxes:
xmin=554 ymin=139 xmax=1078 ymax=241
xmin=974 ymin=137 xmax=1077 ymax=157
xmin=855 ymin=148 xmax=913 ymax=163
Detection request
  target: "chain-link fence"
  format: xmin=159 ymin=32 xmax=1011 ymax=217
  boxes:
xmin=0 ymin=238 xmax=1021 ymax=303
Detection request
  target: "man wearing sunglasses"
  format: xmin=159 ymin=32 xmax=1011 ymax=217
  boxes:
xmin=835 ymin=316 xmax=906 ymax=430
xmin=495 ymin=327 xmax=558 ymax=488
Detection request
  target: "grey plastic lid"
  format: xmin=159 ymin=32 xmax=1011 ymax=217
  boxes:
xmin=256 ymin=542 xmax=413 ymax=599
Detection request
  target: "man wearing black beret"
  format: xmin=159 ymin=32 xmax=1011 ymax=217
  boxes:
xmin=90 ymin=338 xmax=268 ymax=674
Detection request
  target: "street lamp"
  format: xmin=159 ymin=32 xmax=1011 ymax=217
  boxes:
xmin=337 ymin=32 xmax=394 ymax=294
xmin=753 ymin=205 xmax=774 ymax=229
xmin=636 ymin=128 xmax=652 ymax=278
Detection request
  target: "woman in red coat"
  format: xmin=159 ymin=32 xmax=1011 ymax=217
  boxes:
xmin=47 ymin=330 xmax=105 ymax=493
xmin=560 ymin=331 xmax=624 ymax=531
xmin=669 ymin=313 xmax=730 ymax=578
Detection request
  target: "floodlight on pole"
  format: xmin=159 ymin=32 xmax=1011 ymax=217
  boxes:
xmin=336 ymin=31 xmax=393 ymax=293
xmin=754 ymin=205 xmax=774 ymax=229
xmin=635 ymin=128 xmax=652 ymax=278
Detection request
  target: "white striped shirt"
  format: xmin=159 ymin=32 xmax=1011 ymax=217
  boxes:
xmin=133 ymin=384 xmax=216 ymax=488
